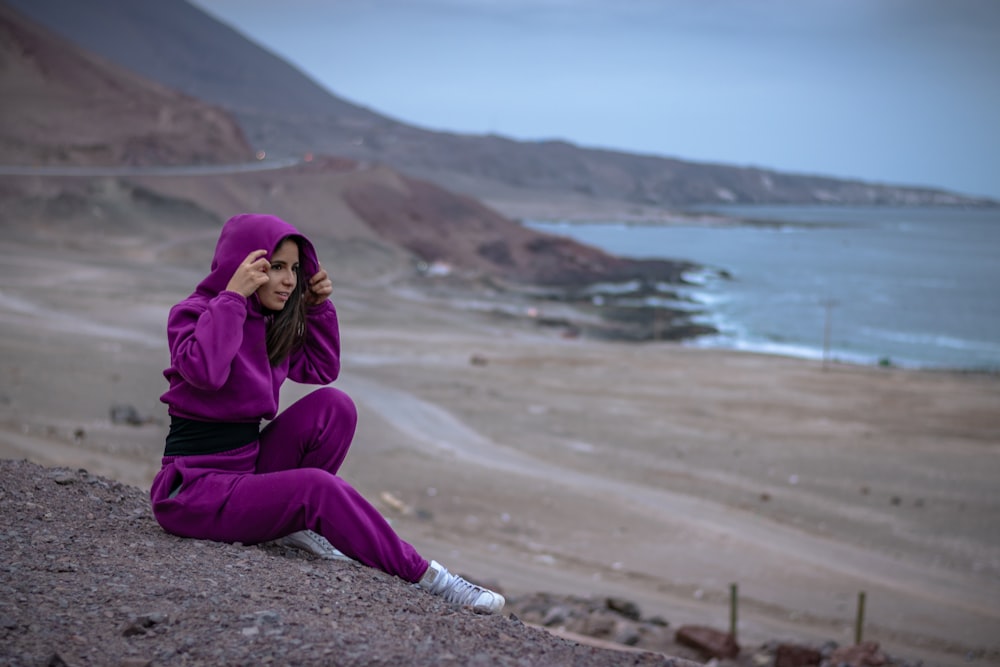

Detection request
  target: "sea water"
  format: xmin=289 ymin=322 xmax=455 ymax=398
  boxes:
xmin=526 ymin=206 xmax=1000 ymax=370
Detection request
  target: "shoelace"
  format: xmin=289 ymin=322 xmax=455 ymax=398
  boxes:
xmin=439 ymin=574 xmax=492 ymax=607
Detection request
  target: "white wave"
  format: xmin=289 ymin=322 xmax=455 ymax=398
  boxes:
xmin=681 ymin=267 xmax=727 ymax=286
xmin=639 ymin=297 xmax=703 ymax=311
xmin=687 ymin=334 xmax=882 ymax=367
xmin=581 ymin=280 xmax=642 ymax=295
xmin=675 ymin=286 xmax=731 ymax=307
xmin=859 ymin=327 xmax=1000 ymax=352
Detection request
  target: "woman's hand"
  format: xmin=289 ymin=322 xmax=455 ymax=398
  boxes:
xmin=225 ymin=249 xmax=270 ymax=298
xmin=304 ymin=266 xmax=333 ymax=306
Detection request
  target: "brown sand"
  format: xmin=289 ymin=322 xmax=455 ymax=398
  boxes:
xmin=1 ymin=230 xmax=998 ymax=666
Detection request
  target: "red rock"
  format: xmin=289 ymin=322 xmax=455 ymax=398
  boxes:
xmin=829 ymin=641 xmax=887 ymax=667
xmin=674 ymin=625 xmax=740 ymax=659
xmin=775 ymin=643 xmax=822 ymax=667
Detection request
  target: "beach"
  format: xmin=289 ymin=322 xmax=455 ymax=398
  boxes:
xmin=1 ymin=223 xmax=998 ymax=666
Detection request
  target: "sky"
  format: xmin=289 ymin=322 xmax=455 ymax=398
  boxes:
xmin=190 ymin=0 xmax=1000 ymax=199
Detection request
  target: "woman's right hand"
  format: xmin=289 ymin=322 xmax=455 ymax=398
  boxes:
xmin=224 ymin=249 xmax=270 ymax=297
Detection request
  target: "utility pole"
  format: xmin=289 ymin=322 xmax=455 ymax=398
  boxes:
xmin=821 ymin=299 xmax=838 ymax=371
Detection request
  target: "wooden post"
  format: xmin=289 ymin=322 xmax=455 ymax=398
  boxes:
xmin=730 ymin=583 xmax=738 ymax=641
xmin=855 ymin=591 xmax=866 ymax=644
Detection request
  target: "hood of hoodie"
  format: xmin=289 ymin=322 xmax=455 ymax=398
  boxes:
xmin=196 ymin=213 xmax=320 ymax=299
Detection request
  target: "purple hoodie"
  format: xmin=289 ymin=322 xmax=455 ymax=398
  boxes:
xmin=160 ymin=214 xmax=341 ymax=422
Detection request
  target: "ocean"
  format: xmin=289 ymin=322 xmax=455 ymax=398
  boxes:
xmin=526 ymin=206 xmax=1000 ymax=370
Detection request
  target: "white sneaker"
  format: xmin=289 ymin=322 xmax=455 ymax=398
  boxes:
xmin=279 ymin=530 xmax=354 ymax=562
xmin=418 ymin=560 xmax=505 ymax=613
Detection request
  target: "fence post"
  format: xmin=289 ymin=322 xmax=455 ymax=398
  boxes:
xmin=854 ymin=591 xmax=866 ymax=644
xmin=730 ymin=583 xmax=738 ymax=642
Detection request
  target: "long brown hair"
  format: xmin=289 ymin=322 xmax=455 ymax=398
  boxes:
xmin=265 ymin=236 xmax=307 ymax=365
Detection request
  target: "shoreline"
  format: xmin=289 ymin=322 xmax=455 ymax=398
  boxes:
xmin=514 ymin=206 xmax=1000 ymax=373
xmin=682 ymin=337 xmax=1000 ymax=374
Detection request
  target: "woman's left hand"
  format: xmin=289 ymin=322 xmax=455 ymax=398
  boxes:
xmin=304 ymin=267 xmax=333 ymax=306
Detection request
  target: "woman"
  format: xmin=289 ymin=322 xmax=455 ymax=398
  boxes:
xmin=150 ymin=213 xmax=504 ymax=613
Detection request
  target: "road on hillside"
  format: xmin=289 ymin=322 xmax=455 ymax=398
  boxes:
xmin=0 ymin=157 xmax=301 ymax=177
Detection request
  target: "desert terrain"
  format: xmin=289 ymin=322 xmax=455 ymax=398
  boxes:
xmin=1 ymin=174 xmax=998 ymax=666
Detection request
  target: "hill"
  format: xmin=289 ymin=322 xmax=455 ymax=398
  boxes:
xmin=0 ymin=459 xmax=694 ymax=666
xmin=0 ymin=1 xmax=715 ymax=341
xmin=6 ymin=0 xmax=992 ymax=210
xmin=0 ymin=4 xmax=252 ymax=167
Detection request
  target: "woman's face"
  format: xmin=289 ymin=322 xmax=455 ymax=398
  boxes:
xmin=257 ymin=239 xmax=300 ymax=311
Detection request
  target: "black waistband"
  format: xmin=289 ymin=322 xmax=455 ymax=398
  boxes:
xmin=164 ymin=417 xmax=261 ymax=456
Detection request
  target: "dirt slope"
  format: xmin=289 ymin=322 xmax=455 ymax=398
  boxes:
xmin=0 ymin=459 xmax=685 ymax=667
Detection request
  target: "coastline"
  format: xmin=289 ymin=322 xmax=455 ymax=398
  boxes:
xmin=516 ymin=205 xmax=1000 ymax=373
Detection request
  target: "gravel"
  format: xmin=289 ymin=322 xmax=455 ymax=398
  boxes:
xmin=0 ymin=459 xmax=686 ymax=666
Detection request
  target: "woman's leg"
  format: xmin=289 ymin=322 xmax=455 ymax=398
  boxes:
xmin=247 ymin=386 xmax=428 ymax=581
xmin=150 ymin=428 xmax=502 ymax=609
xmin=217 ymin=466 xmax=428 ymax=581
xmin=256 ymin=387 xmax=356 ymax=475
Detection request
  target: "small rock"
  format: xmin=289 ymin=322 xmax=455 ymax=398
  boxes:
xmin=819 ymin=640 xmax=840 ymax=658
xmin=541 ymin=606 xmax=569 ymax=627
xmin=121 ymin=621 xmax=148 ymax=637
xmin=255 ymin=610 xmax=281 ymax=626
xmin=581 ymin=611 xmax=616 ymax=638
xmin=140 ymin=612 xmax=168 ymax=626
xmin=51 ymin=472 xmax=76 ymax=485
xmin=775 ymin=642 xmax=823 ymax=667
xmin=829 ymin=641 xmax=887 ymax=667
xmin=612 ymin=619 xmax=641 ymax=646
xmin=605 ymin=596 xmax=641 ymax=621
xmin=675 ymin=624 xmax=740 ymax=660
xmin=110 ymin=404 xmax=144 ymax=426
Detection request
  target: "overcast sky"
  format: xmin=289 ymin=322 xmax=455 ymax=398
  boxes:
xmin=190 ymin=0 xmax=1000 ymax=199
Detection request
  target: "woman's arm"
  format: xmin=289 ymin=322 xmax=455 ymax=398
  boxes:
xmin=167 ymin=292 xmax=249 ymax=390
xmin=168 ymin=249 xmax=270 ymax=389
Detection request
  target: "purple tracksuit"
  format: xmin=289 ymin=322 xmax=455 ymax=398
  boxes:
xmin=150 ymin=213 xmax=428 ymax=582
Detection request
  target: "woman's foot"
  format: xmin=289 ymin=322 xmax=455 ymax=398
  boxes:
xmin=418 ymin=560 xmax=505 ymax=614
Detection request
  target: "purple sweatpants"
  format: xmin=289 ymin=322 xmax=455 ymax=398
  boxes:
xmin=150 ymin=387 xmax=429 ymax=583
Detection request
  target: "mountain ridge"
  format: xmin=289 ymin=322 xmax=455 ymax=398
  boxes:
xmin=6 ymin=0 xmax=993 ymax=209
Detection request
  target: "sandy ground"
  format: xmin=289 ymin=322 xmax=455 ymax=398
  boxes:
xmin=1 ymin=234 xmax=998 ymax=667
